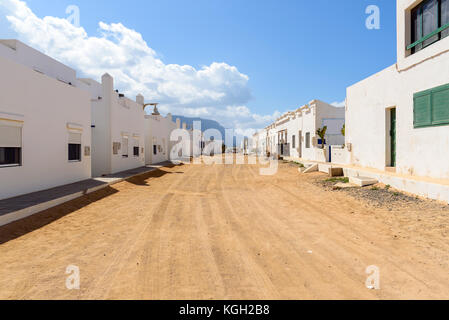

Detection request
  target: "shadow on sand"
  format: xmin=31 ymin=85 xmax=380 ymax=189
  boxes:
xmin=0 ymin=164 xmax=185 ymax=245
xmin=126 ymin=167 xmax=183 ymax=186
xmin=0 ymin=186 xmax=119 ymax=245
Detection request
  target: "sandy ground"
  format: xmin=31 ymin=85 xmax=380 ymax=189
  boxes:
xmin=0 ymin=158 xmax=448 ymax=300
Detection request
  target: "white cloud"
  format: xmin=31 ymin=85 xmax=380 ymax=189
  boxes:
xmin=0 ymin=0 xmax=278 ymax=134
xmin=331 ymin=100 xmax=346 ymax=108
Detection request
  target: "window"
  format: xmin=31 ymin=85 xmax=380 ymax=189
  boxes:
xmin=305 ymin=133 xmax=311 ymax=148
xmin=68 ymin=132 xmax=81 ymax=162
xmin=122 ymin=136 xmax=129 ymax=158
xmin=409 ymin=0 xmax=449 ymax=54
xmin=153 ymin=145 xmax=157 ymax=155
xmin=0 ymin=124 xmax=22 ymax=166
xmin=414 ymin=83 xmax=449 ymax=128
xmin=113 ymin=142 xmax=120 ymax=155
xmin=443 ymin=0 xmax=449 ymax=38
xmin=68 ymin=144 xmax=81 ymax=161
xmin=133 ymin=138 xmax=139 ymax=157
xmin=0 ymin=147 xmax=21 ymax=166
xmin=422 ymin=0 xmax=438 ymax=46
xmin=292 ymin=135 xmax=296 ymax=149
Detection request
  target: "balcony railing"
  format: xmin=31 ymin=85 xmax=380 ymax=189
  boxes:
xmin=407 ymin=22 xmax=449 ymax=51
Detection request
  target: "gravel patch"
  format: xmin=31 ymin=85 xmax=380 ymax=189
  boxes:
xmin=315 ymin=177 xmax=449 ymax=211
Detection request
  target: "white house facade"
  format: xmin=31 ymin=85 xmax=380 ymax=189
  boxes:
xmin=190 ymin=128 xmax=207 ymax=158
xmin=256 ymin=100 xmax=345 ymax=162
xmin=78 ymin=73 xmax=145 ymax=177
xmin=266 ymin=125 xmax=278 ymax=156
xmin=345 ymin=0 xmax=449 ymax=179
xmin=251 ymin=131 xmax=266 ymax=155
xmin=145 ymin=111 xmax=179 ymax=165
xmin=0 ymin=40 xmax=91 ymax=200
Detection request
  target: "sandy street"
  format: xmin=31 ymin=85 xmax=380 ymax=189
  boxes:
xmin=0 ymin=159 xmax=448 ymax=300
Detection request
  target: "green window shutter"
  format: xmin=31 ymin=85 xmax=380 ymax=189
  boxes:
xmin=431 ymin=85 xmax=449 ymax=125
xmin=414 ymin=91 xmax=432 ymax=128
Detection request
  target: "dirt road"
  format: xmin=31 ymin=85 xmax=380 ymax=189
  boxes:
xmin=0 ymin=159 xmax=448 ymax=299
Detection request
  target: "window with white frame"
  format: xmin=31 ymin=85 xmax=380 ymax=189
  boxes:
xmin=122 ymin=135 xmax=129 ymax=158
xmin=152 ymin=137 xmax=157 ymax=155
xmin=133 ymin=137 xmax=139 ymax=157
xmin=68 ymin=132 xmax=82 ymax=162
xmin=409 ymin=0 xmax=449 ymax=54
xmin=0 ymin=122 xmax=22 ymax=167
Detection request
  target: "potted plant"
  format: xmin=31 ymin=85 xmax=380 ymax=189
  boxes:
xmin=316 ymin=126 xmax=328 ymax=149
xmin=315 ymin=126 xmax=328 ymax=162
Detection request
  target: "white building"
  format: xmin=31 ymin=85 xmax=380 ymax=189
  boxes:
xmin=252 ymin=129 xmax=267 ymax=155
xmin=241 ymin=137 xmax=250 ymax=155
xmin=0 ymin=40 xmax=91 ymax=200
xmin=78 ymin=74 xmax=145 ymax=177
xmin=190 ymin=127 xmax=207 ymax=158
xmin=345 ymin=0 xmax=449 ymax=180
xmin=145 ymin=109 xmax=178 ymax=165
xmin=265 ymin=124 xmax=278 ymax=157
xmin=256 ymin=100 xmax=345 ymax=162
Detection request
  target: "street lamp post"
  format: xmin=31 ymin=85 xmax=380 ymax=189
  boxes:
xmin=143 ymin=103 xmax=160 ymax=115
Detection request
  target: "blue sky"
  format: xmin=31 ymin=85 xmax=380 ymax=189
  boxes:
xmin=0 ymin=0 xmax=397 ymax=133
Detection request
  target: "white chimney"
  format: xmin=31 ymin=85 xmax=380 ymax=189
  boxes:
xmin=136 ymin=94 xmax=144 ymax=105
xmin=101 ymin=73 xmax=114 ymax=94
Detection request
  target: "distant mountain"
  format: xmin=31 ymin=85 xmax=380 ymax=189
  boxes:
xmin=172 ymin=115 xmax=226 ymax=139
xmin=172 ymin=115 xmax=239 ymax=147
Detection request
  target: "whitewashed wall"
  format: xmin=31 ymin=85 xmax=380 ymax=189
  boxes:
xmin=0 ymin=40 xmax=76 ymax=85
xmin=346 ymin=0 xmax=449 ymax=179
xmin=81 ymin=74 xmax=145 ymax=177
xmin=0 ymin=52 xmax=91 ymax=200
xmin=331 ymin=146 xmax=350 ymax=165
xmin=252 ymin=130 xmax=267 ymax=155
xmin=145 ymin=114 xmax=178 ymax=164
xmin=270 ymin=101 xmax=345 ymax=162
xmin=297 ymin=106 xmax=317 ymax=161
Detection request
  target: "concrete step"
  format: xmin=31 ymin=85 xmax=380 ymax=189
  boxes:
xmin=349 ymin=176 xmax=378 ymax=187
xmin=303 ymin=164 xmax=319 ymax=174
xmin=318 ymin=164 xmax=332 ymax=174
xmin=329 ymin=167 xmax=344 ymax=177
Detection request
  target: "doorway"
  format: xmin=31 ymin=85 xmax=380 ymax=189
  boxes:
xmin=389 ymin=108 xmax=396 ymax=167
xmin=298 ymin=131 xmax=302 ymax=158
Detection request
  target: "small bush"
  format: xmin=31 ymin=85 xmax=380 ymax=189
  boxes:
xmin=326 ymin=177 xmax=349 ymax=184
xmin=385 ymin=184 xmax=391 ymax=190
xmin=290 ymin=161 xmax=305 ymax=168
